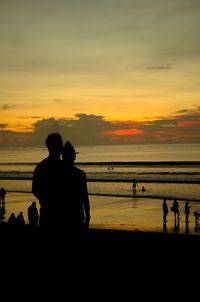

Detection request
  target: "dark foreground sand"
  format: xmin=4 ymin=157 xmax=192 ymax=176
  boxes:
xmin=1 ymin=222 xmax=200 ymax=258
xmin=1 ymin=222 xmax=200 ymax=293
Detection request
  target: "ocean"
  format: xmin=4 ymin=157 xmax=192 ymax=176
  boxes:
xmin=0 ymin=143 xmax=200 ymax=234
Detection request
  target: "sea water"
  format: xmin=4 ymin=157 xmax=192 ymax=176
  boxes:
xmin=0 ymin=143 xmax=200 ymax=233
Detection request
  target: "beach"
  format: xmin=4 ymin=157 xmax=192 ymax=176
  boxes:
xmin=2 ymin=191 xmax=200 ymax=287
xmin=2 ymin=191 xmax=200 ymax=236
xmin=1 ymin=143 xmax=200 ymax=277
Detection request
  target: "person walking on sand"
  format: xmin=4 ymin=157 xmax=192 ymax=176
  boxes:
xmin=61 ymin=141 xmax=91 ymax=237
xmin=172 ymin=199 xmax=179 ymax=220
xmin=184 ymin=201 xmax=191 ymax=223
xmin=32 ymin=133 xmax=64 ymax=229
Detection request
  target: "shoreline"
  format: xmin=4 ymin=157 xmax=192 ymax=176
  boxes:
xmin=2 ymin=192 xmax=200 ymax=236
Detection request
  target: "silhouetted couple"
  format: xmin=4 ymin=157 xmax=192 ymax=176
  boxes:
xmin=32 ymin=133 xmax=90 ymax=240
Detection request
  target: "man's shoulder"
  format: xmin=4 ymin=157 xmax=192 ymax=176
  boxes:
xmin=74 ymin=166 xmax=86 ymax=177
xmin=33 ymin=157 xmax=49 ymax=171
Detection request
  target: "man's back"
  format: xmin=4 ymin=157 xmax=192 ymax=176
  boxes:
xmin=32 ymin=156 xmax=63 ymax=226
xmin=32 ymin=133 xmax=64 ymax=228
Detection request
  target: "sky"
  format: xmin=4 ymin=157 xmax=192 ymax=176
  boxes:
xmin=0 ymin=0 xmax=200 ymax=146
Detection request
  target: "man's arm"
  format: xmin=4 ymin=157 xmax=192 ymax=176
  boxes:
xmin=81 ymin=172 xmax=91 ymax=227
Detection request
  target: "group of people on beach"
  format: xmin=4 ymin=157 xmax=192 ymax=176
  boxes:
xmin=7 ymin=201 xmax=39 ymax=227
xmin=8 ymin=211 xmax=25 ymax=225
xmin=132 ymin=179 xmax=145 ymax=194
xmin=31 ymin=133 xmax=91 ymax=236
xmin=162 ymin=199 xmax=196 ymax=233
xmin=162 ymin=199 xmax=191 ymax=222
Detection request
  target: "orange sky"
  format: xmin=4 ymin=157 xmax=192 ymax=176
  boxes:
xmin=0 ymin=0 xmax=200 ymax=145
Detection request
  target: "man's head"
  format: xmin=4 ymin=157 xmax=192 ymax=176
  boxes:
xmin=45 ymin=133 xmax=63 ymax=157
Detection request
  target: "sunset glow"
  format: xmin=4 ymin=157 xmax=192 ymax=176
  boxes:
xmin=0 ymin=0 xmax=200 ymax=146
xmin=103 ymin=129 xmax=144 ymax=136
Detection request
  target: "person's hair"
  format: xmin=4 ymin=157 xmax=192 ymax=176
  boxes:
xmin=63 ymin=141 xmax=75 ymax=154
xmin=62 ymin=141 xmax=76 ymax=162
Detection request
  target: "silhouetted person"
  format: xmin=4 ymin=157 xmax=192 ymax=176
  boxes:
xmin=171 ymin=199 xmax=179 ymax=220
xmin=184 ymin=201 xmax=191 ymax=222
xmin=194 ymin=211 xmax=200 ymax=231
xmin=0 ymin=187 xmax=6 ymax=205
xmin=0 ymin=204 xmax=6 ymax=218
xmin=62 ymin=141 xmax=91 ymax=237
xmin=16 ymin=211 xmax=25 ymax=225
xmin=28 ymin=201 xmax=39 ymax=228
xmin=162 ymin=199 xmax=168 ymax=222
xmin=0 ymin=187 xmax=6 ymax=218
xmin=8 ymin=212 xmax=17 ymax=225
xmin=32 ymin=133 xmax=64 ymax=229
xmin=132 ymin=179 xmax=138 ymax=194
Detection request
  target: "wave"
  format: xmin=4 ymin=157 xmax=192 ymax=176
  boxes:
xmin=0 ymin=160 xmax=200 ymax=166
xmin=0 ymin=171 xmax=200 ymax=183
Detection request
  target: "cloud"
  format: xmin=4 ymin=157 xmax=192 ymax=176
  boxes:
xmin=0 ymin=124 xmax=8 ymax=129
xmin=1 ymin=104 xmax=16 ymax=110
xmin=0 ymin=130 xmax=31 ymax=146
xmin=147 ymin=64 xmax=172 ymax=71
xmin=0 ymin=107 xmax=200 ymax=147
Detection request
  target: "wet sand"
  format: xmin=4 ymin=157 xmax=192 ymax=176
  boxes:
xmin=3 ymin=192 xmax=200 ymax=235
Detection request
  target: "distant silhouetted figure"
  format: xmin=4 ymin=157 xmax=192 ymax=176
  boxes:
xmin=171 ymin=199 xmax=179 ymax=220
xmin=62 ymin=141 xmax=91 ymax=237
xmin=194 ymin=211 xmax=200 ymax=230
xmin=132 ymin=179 xmax=138 ymax=194
xmin=0 ymin=187 xmax=6 ymax=218
xmin=0 ymin=187 xmax=6 ymax=205
xmin=32 ymin=133 xmax=64 ymax=229
xmin=16 ymin=212 xmax=25 ymax=225
xmin=184 ymin=201 xmax=191 ymax=222
xmin=0 ymin=204 xmax=6 ymax=219
xmin=8 ymin=213 xmax=17 ymax=225
xmin=28 ymin=201 xmax=39 ymax=227
xmin=162 ymin=199 xmax=168 ymax=222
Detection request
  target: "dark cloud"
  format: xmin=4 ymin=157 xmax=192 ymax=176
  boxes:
xmin=0 ymin=124 xmax=8 ymax=129
xmin=0 ymin=130 xmax=31 ymax=146
xmin=147 ymin=64 xmax=171 ymax=71
xmin=19 ymin=116 xmax=42 ymax=119
xmin=1 ymin=104 xmax=16 ymax=110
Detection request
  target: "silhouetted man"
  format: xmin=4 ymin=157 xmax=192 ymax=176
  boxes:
xmin=32 ymin=133 xmax=63 ymax=229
